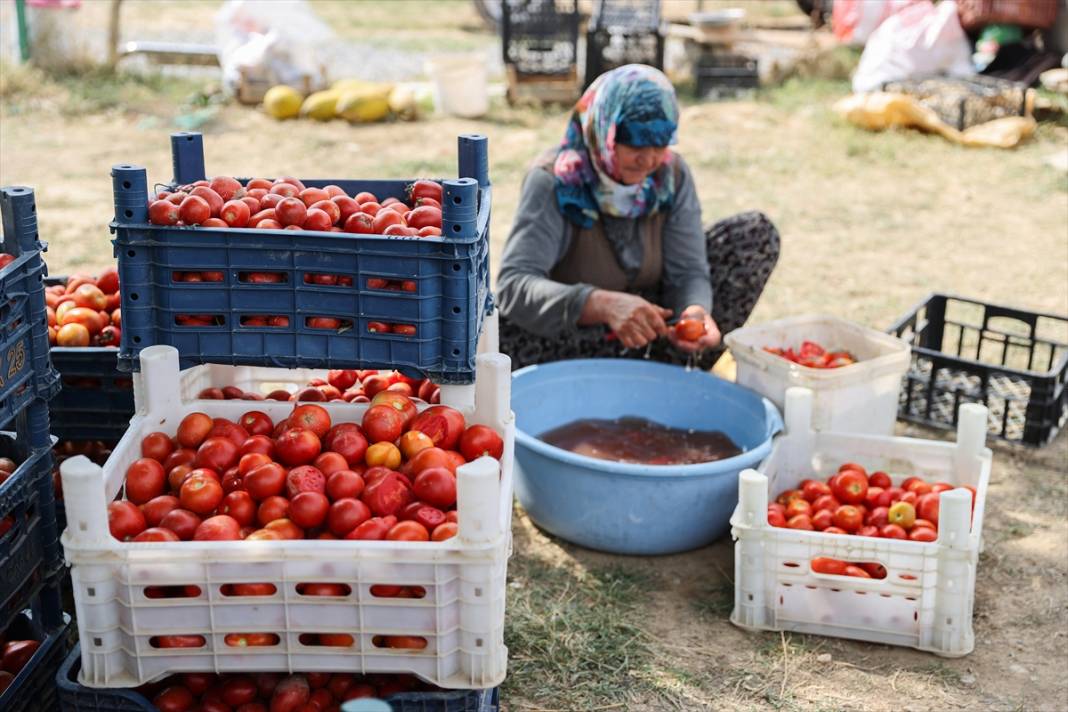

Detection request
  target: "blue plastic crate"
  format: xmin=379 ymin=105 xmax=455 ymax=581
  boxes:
xmin=112 ymin=132 xmax=492 ymax=384
xmin=45 ymin=277 xmax=133 ymax=442
xmin=56 ymin=644 xmax=500 ymax=712
xmin=0 ymin=186 xmax=61 ymax=426
xmin=2 ymin=606 xmax=73 ymax=712
xmin=0 ymin=398 xmax=63 ymax=634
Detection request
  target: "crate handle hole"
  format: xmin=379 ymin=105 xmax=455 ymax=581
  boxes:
xmin=475 ymin=587 xmax=482 ymax=597
xmin=747 ymin=593 xmax=753 ymax=601
xmin=299 ymin=633 xmax=354 ymax=647
xmin=295 ymin=583 xmax=351 ymax=597
xmin=476 ymin=638 xmax=483 ymax=647
xmin=87 ymin=587 xmax=95 ymax=597
xmin=93 ymin=637 xmax=102 ymax=647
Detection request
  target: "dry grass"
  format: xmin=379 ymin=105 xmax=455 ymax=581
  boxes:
xmin=1 ymin=2 xmax=1067 ymax=711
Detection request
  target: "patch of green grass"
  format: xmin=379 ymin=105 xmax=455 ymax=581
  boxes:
xmin=692 ymin=579 xmax=734 ymax=619
xmin=761 ymin=77 xmax=851 ymax=111
xmin=503 ymin=542 xmax=666 ymax=708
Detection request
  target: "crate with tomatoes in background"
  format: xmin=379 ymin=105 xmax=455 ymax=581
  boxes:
xmin=0 ymin=186 xmax=60 ymax=427
xmin=724 ymin=314 xmax=911 ymax=436
xmin=113 ymin=131 xmax=492 ymax=385
xmin=59 ymin=335 xmax=514 ymax=690
xmin=730 ymin=387 xmax=992 ymax=657
xmin=56 ymin=642 xmax=501 ymax=712
xmin=1 ymin=591 xmax=73 ymax=712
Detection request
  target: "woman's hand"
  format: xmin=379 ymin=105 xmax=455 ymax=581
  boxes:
xmin=582 ymin=289 xmax=672 ymax=349
xmin=668 ymin=305 xmax=722 ymax=354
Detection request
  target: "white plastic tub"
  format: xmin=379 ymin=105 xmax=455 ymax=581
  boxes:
xmin=724 ymin=314 xmax=911 ymax=435
xmin=60 ymin=344 xmax=514 ymax=689
xmin=425 ymin=55 xmax=489 ymax=118
xmin=730 ymin=387 xmax=991 ymax=657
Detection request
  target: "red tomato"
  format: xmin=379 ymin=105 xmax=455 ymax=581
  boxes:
xmin=275 ymin=429 xmax=322 ymax=466
xmin=408 ymin=179 xmax=443 ymax=204
xmin=290 ymin=492 xmax=330 ymax=528
xmin=221 ymin=676 xmax=259 ymax=706
xmin=811 ymin=494 xmax=840 ymax=513
xmin=880 ymin=523 xmax=908 ymax=540
xmin=180 ymin=472 xmax=224 ymax=515
xmin=767 ymin=508 xmax=787 ymax=527
xmin=410 ymin=505 xmax=446 ymax=531
xmin=323 ymin=470 xmax=363 ymax=501
xmin=270 ymin=675 xmax=311 ymax=712
xmin=141 ymin=432 xmax=175 ymax=462
xmin=866 ymin=505 xmax=890 ymax=529
xmin=311 ymin=452 xmax=347 ymax=477
xmin=909 ymin=527 xmax=938 ymax=542
xmin=838 ymin=462 xmax=868 ymax=477
xmin=801 ymin=480 xmax=832 ymax=503
xmin=132 ymin=527 xmax=180 ymax=542
xmin=177 ymin=412 xmax=214 ymax=449
xmin=225 ymin=582 xmax=277 ymax=596
xmin=309 ymin=200 xmax=341 ymax=224
xmin=257 ymin=496 xmax=290 ymax=526
xmin=345 ymin=515 xmax=396 ymax=540
xmin=153 ymin=686 xmax=195 ymax=712
xmin=194 ymin=514 xmax=241 ymax=541
xmin=811 ymin=508 xmax=833 ymax=530
xmin=370 ymin=391 xmax=418 ymax=427
xmin=459 ymin=424 xmax=504 ymax=461
xmin=240 ymin=435 xmax=276 ymax=459
xmin=299 ymin=188 xmax=330 ymax=207
xmin=917 ymin=492 xmax=941 ymax=525
xmin=869 ymin=471 xmax=892 ymax=489
xmin=431 ymin=521 xmax=458 ymax=541
xmin=149 ymin=200 xmax=180 ymax=225
xmin=195 ymin=437 xmax=239 ymax=473
xmin=276 ymin=197 xmax=308 ymax=227
xmin=864 ymin=486 xmax=885 ymax=509
xmin=125 ymin=458 xmax=167 ymax=504
xmin=327 ymin=428 xmax=368 ymax=467
xmin=405 ymin=205 xmax=442 ymax=230
xmin=343 ymin=212 xmax=375 ymax=233
xmin=832 ymin=470 xmax=868 ymax=505
xmin=857 ymin=525 xmax=879 ymax=538
xmin=386 ymin=521 xmax=429 ymax=541
xmin=385 ymin=635 xmax=427 ymax=649
xmin=108 ymin=501 xmax=147 ymax=540
xmin=832 ymin=505 xmax=863 ymax=532
xmin=244 ymin=462 xmax=286 ymax=501
xmin=786 ymin=514 xmax=814 ymax=530
xmin=303 ymin=208 xmax=333 ymax=232
xmin=810 ymin=557 xmax=847 ymax=575
xmin=328 ymin=498 xmax=372 ymax=536
xmin=408 ymin=447 xmax=453 ymax=476
xmin=364 ymin=472 xmax=413 ymax=516
xmin=367 ymin=321 xmax=391 ymax=334
xmin=180 ymin=672 xmax=216 ymax=696
xmin=142 ymin=495 xmax=181 ymax=527
xmin=674 ymin=318 xmax=706 ymax=342
xmin=286 ymin=465 xmax=326 ymax=498
xmin=843 ymin=565 xmax=871 ymax=578
xmin=785 ymin=498 xmax=812 ymax=519
xmin=220 ymin=491 xmax=257 ymax=527
xmin=159 ymin=509 xmax=201 ymax=540
xmin=372 ymin=209 xmax=405 ymax=233
xmin=238 ymin=411 xmax=274 ymax=437
xmin=179 ymin=195 xmax=211 ymax=225
xmin=362 ymin=404 xmax=406 ymax=443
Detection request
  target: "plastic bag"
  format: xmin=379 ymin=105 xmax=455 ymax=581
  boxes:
xmin=832 ymin=0 xmax=920 ymax=46
xmin=214 ymin=0 xmax=334 ymax=97
xmin=852 ymin=1 xmax=974 ymax=93
xmin=833 ymin=92 xmax=1036 ymax=148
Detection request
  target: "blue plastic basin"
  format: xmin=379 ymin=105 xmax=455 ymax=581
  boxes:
xmin=512 ymin=359 xmax=782 ymax=555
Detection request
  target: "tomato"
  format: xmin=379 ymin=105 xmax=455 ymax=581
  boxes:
xmin=843 ymin=565 xmax=871 ymax=578
xmin=98 ymin=324 xmax=121 ymax=347
xmin=221 ymin=676 xmax=259 ymax=706
xmin=276 ymin=429 xmax=322 ymax=466
xmin=159 ymin=509 xmax=200 ymax=540
xmin=240 ymin=436 xmax=276 ymax=460
xmin=153 ymin=686 xmax=195 ymax=712
xmin=367 ymin=321 xmax=391 ymax=334
xmin=327 ymin=673 xmax=354 ymax=699
xmin=365 ymin=442 xmax=401 ymax=469
xmin=142 ymin=495 xmax=181 ymax=527
xmin=131 ymin=527 xmax=180 ymax=542
xmin=917 ymin=492 xmax=941 ymax=525
xmin=274 ymin=197 xmax=307 ymax=227
xmin=256 ymin=495 xmax=289 ymax=526
xmin=405 ymin=205 xmax=442 ymax=230
xmin=887 ymin=501 xmax=916 ymax=529
xmin=409 ymin=504 xmax=446 ymax=531
xmin=180 ymin=473 xmax=224 ymax=515
xmin=799 ymin=480 xmax=831 ymax=503
xmin=236 ymin=454 xmax=272 ymax=479
xmin=220 ymin=199 xmax=251 ymax=228
xmin=71 ymin=283 xmax=107 ymax=311
xmin=458 ymin=424 xmax=504 ymax=462
xmin=124 ymin=458 xmax=167 ymax=504
xmin=371 ymin=209 xmax=405 ymax=233
xmin=343 ymin=212 xmax=374 ymax=233
xmin=811 ymin=494 xmax=841 ymax=514
xmin=271 ymin=675 xmax=311 ymax=712
xmin=361 ymin=404 xmax=405 ymax=444
xmin=331 ymin=197 xmax=362 ymax=225
xmin=327 ymin=429 xmax=368 ymax=467
xmin=179 ymin=195 xmax=211 ymax=225
xmin=864 ymin=505 xmax=890 ymax=529
xmin=54 ymin=323 xmax=88 ymax=347
xmin=177 ymin=412 xmax=214 ymax=449
xmin=286 ymin=465 xmax=326 ymax=498
xmin=149 ymin=199 xmax=180 ymax=225
xmin=344 ymin=515 xmax=395 ymax=541
xmin=831 ymin=470 xmax=868 ymax=505
xmin=370 ymin=391 xmax=418 ymax=425
xmin=242 ymin=462 xmax=284 ymax=501
xmin=365 ymin=471 xmax=413 ymax=517
xmin=832 ymin=505 xmax=863 ymax=532
xmin=194 ymin=514 xmax=241 ymax=540
xmin=309 ymin=199 xmax=341 ymax=225
xmin=61 ymin=307 xmax=105 ymax=334
xmin=674 ymin=318 xmax=706 ymax=342
xmin=290 ymin=492 xmax=330 ymax=528
xmin=193 ymin=437 xmax=239 ymax=474
xmin=408 ymin=179 xmax=443 ymax=204
xmin=328 ymin=498 xmax=372 ymax=536
xmin=810 ymin=557 xmax=847 ymax=575
xmin=767 ymin=508 xmax=787 ymax=527
xmin=210 ymin=419 xmax=251 ymax=448
xmin=785 ymin=498 xmax=811 ymax=519
xmin=234 ymin=411 xmax=272 ymax=437
xmin=384 ymin=635 xmax=428 ymax=649
xmin=152 ymin=634 xmax=205 ymax=648
xmin=786 ymin=514 xmax=814 ymax=530
xmin=220 ymin=490 xmax=257 ymax=527
xmin=270 ymin=183 xmax=300 ymax=200
xmin=108 ymin=501 xmax=147 ymax=540
xmin=879 ymin=523 xmax=907 ymax=540
xmin=838 ymin=462 xmax=868 ymax=477
xmin=303 ymin=208 xmax=332 ymax=232
xmin=868 ymin=471 xmax=892 ymax=489
xmin=811 ymin=508 xmax=833 ymax=530
xmin=180 ymin=672 xmax=216 ymax=696
xmin=312 ymin=452 xmax=348 ymax=477
xmin=909 ymin=527 xmax=938 ymax=542
xmin=863 ymin=486 xmax=885 ymax=509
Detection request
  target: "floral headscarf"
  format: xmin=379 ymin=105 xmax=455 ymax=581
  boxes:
xmin=553 ymin=64 xmax=679 ymax=228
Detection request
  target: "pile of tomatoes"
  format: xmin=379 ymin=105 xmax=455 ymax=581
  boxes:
xmin=109 ymin=392 xmax=504 ymax=546
xmin=197 ymin=368 xmax=441 ymax=406
xmin=147 ymin=176 xmax=446 ymax=238
xmin=763 ymin=340 xmax=856 ymax=369
xmin=45 ymin=269 xmax=121 ymax=348
xmin=139 ymin=671 xmax=461 ymax=712
xmin=768 ymin=462 xmax=976 ymax=544
xmin=0 ymin=627 xmax=39 ymax=694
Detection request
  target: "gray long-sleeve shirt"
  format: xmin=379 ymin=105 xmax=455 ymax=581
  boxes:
xmin=495 ymin=155 xmax=712 ymax=338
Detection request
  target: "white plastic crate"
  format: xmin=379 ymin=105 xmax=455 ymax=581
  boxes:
xmin=724 ymin=314 xmax=911 ymax=435
xmin=59 ymin=343 xmax=514 ymax=689
xmin=730 ymin=387 xmax=991 ymax=657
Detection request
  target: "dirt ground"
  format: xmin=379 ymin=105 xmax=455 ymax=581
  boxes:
xmin=1 ymin=1 xmax=1067 ymax=711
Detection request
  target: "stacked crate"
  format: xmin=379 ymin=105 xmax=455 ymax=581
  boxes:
xmin=55 ymin=134 xmax=509 ymax=708
xmin=0 ymin=186 xmax=72 ymax=712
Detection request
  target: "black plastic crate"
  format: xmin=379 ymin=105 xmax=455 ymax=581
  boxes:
xmin=695 ymin=50 xmax=759 ymax=98
xmin=45 ymin=279 xmax=133 ymax=441
xmin=889 ymin=293 xmax=1068 ymax=447
xmin=1 ymin=606 xmax=73 ymax=712
xmin=0 ymin=186 xmax=61 ymax=427
xmin=502 ymin=0 xmax=580 ymax=77
xmin=56 ymin=643 xmax=500 ymax=712
xmin=0 ymin=398 xmax=63 ymax=634
xmin=584 ymin=1 xmax=664 ymax=88
xmin=113 ymin=133 xmax=492 ymax=384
